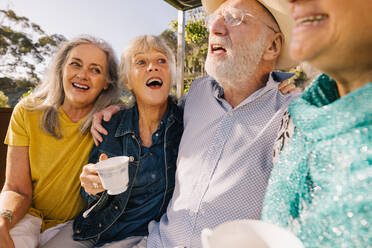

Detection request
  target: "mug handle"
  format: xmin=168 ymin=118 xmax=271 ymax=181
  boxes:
xmin=201 ymin=228 xmax=213 ymax=248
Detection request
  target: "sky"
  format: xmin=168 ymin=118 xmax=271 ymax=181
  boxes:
xmin=0 ymin=0 xmax=180 ymax=58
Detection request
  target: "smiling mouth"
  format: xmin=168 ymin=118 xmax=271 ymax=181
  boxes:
xmin=295 ymin=14 xmax=328 ymax=26
xmin=211 ymin=44 xmax=227 ymax=54
xmin=72 ymin=82 xmax=89 ymax=90
xmin=146 ymin=78 xmax=163 ymax=89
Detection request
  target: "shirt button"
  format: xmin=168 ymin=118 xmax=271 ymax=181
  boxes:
xmin=98 ymin=223 xmax=102 ymax=228
xmin=155 ymin=133 xmax=159 ymax=137
xmin=131 ymin=134 xmax=136 ymax=139
xmin=114 ymin=205 xmax=119 ymax=210
xmin=129 ymin=156 xmax=134 ymax=162
xmin=75 ymin=229 xmax=81 ymax=234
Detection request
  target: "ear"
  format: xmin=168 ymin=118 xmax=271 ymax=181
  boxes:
xmin=262 ymin=32 xmax=283 ymax=62
xmin=103 ymin=81 xmax=110 ymax=90
xmin=126 ymin=80 xmax=133 ymax=91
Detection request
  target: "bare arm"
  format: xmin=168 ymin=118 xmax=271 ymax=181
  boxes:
xmin=0 ymin=146 xmax=32 ymax=247
xmin=91 ymin=105 xmax=124 ymax=146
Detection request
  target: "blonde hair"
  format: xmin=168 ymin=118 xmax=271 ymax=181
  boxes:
xmin=119 ymin=35 xmax=176 ymax=106
xmin=22 ymin=35 xmax=120 ymax=138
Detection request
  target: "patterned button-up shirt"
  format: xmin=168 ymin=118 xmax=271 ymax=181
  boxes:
xmin=147 ymin=72 xmax=299 ymax=248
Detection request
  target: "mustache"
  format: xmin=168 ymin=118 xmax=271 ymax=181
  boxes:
xmin=209 ymin=36 xmax=232 ymax=49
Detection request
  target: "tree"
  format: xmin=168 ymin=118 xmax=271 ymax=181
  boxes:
xmin=160 ymin=8 xmax=315 ymax=93
xmin=0 ymin=90 xmax=9 ymax=107
xmin=0 ymin=9 xmax=66 ymax=106
xmin=160 ymin=8 xmax=209 ymax=92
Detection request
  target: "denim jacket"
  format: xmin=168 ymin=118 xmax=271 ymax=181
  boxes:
xmin=73 ymin=99 xmax=183 ymax=245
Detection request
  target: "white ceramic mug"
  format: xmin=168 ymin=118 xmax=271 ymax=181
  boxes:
xmin=201 ymin=219 xmax=304 ymax=248
xmin=94 ymin=156 xmax=129 ymax=195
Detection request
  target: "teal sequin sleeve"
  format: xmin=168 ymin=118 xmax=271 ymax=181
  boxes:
xmin=262 ymin=74 xmax=372 ymax=247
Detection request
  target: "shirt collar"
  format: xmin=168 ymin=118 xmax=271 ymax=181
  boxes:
xmin=212 ymin=71 xmax=294 ymax=109
xmin=115 ymin=98 xmax=181 ymax=137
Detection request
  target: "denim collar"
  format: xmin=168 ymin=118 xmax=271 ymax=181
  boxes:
xmin=114 ymin=97 xmax=182 ymax=138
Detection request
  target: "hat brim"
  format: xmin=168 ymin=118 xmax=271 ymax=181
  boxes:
xmin=202 ymin=0 xmax=298 ymax=70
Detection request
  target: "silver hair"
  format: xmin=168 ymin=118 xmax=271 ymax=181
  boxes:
xmin=119 ymin=35 xmax=176 ymax=106
xmin=22 ymin=35 xmax=120 ymax=138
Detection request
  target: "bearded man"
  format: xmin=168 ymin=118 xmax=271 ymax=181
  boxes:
xmin=89 ymin=0 xmax=299 ymax=247
xmin=145 ymin=0 xmax=299 ymax=247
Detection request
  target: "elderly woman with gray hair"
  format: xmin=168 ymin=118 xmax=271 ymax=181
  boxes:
xmin=43 ymin=35 xmax=183 ymax=248
xmin=0 ymin=36 xmax=119 ymax=248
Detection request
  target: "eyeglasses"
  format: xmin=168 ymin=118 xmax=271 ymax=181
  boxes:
xmin=205 ymin=7 xmax=279 ymax=33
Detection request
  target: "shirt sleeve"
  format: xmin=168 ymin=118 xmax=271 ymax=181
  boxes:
xmin=297 ymin=159 xmax=372 ymax=247
xmin=4 ymin=103 xmax=30 ymax=146
xmin=177 ymin=92 xmax=188 ymax=111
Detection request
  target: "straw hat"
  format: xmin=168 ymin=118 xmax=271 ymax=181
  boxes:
xmin=202 ymin=0 xmax=298 ymax=70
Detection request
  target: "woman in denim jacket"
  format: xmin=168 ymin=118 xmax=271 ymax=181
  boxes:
xmin=43 ymin=35 xmax=183 ymax=248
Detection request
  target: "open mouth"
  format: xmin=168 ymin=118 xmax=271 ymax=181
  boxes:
xmin=146 ymin=78 xmax=163 ymax=89
xmin=295 ymin=14 xmax=328 ymax=26
xmin=72 ymin=82 xmax=89 ymax=90
xmin=211 ymin=44 xmax=227 ymax=54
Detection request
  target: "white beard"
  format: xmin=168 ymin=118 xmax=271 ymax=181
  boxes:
xmin=205 ymin=33 xmax=267 ymax=87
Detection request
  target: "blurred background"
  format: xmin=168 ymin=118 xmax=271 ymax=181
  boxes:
xmin=0 ymin=0 xmax=319 ymax=108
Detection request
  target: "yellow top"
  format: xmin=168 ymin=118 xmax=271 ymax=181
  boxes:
xmin=5 ymin=103 xmax=92 ymax=230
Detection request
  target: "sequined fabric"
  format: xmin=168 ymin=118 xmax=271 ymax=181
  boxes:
xmin=262 ymin=74 xmax=372 ymax=247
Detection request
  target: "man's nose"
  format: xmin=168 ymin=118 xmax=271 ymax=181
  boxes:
xmin=209 ymin=15 xmax=228 ymax=36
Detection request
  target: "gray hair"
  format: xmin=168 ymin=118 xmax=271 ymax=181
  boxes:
xmin=22 ymin=35 xmax=120 ymax=138
xmin=119 ymin=35 xmax=176 ymax=106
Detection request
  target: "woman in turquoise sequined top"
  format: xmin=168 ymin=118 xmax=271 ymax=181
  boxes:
xmin=262 ymin=0 xmax=372 ymax=247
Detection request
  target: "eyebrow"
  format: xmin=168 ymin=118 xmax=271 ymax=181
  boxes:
xmin=133 ymin=54 xmax=147 ymax=61
xmin=71 ymin=57 xmax=103 ymax=68
xmin=133 ymin=51 xmax=166 ymax=57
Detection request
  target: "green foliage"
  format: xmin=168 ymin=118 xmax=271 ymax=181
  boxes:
xmin=183 ymin=81 xmax=192 ymax=94
xmin=0 ymin=8 xmax=66 ymax=106
xmin=164 ymin=8 xmax=209 ymax=91
xmin=169 ymin=9 xmax=208 ymax=45
xmin=0 ymin=91 xmax=9 ymax=107
xmin=288 ymin=68 xmax=308 ymax=88
xmin=0 ymin=9 xmax=66 ymax=82
xmin=23 ymin=88 xmax=33 ymax=98
xmin=159 ymin=29 xmax=177 ymax=55
xmin=0 ymin=77 xmax=32 ymax=91
xmin=184 ymin=10 xmax=208 ymax=44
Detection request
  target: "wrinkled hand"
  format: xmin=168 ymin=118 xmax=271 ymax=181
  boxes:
xmin=91 ymin=105 xmax=122 ymax=146
xmin=0 ymin=219 xmax=15 ymax=248
xmin=80 ymin=154 xmax=108 ymax=195
xmin=278 ymin=80 xmax=300 ymax=95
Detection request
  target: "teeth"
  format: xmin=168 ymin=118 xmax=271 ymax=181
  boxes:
xmin=212 ymin=45 xmax=225 ymax=51
xmin=146 ymin=78 xmax=163 ymax=87
xmin=296 ymin=14 xmax=328 ymax=25
xmin=72 ymin=83 xmax=89 ymax=89
xmin=148 ymin=78 xmax=162 ymax=84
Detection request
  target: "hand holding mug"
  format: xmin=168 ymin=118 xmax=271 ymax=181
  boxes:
xmin=80 ymin=154 xmax=108 ymax=195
